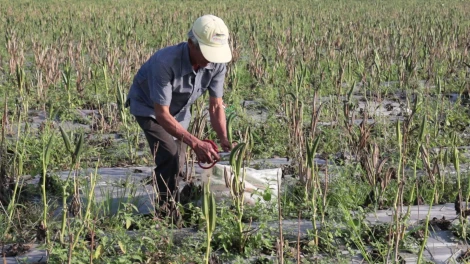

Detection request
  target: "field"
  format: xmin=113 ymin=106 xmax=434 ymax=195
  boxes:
xmin=1 ymin=0 xmax=470 ymax=263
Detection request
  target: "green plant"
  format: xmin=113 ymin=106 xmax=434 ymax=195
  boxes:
xmin=387 ymin=119 xmax=404 ymax=262
xmin=40 ymin=132 xmax=54 ymax=245
xmin=61 ymin=63 xmax=73 ymax=107
xmin=305 ymin=135 xmax=322 ymax=246
xmin=58 ymin=125 xmax=84 ymax=244
xmin=202 ymin=181 xmax=217 ymax=264
xmin=338 ymin=204 xmax=374 ymax=263
xmin=71 ymin=164 xmax=99 ymax=252
xmin=453 ymin=134 xmax=465 ymax=240
xmin=3 ymin=91 xmax=28 ymax=237
xmin=417 ymin=180 xmax=438 ymax=263
xmin=228 ymin=141 xmax=248 ymax=251
xmin=116 ymin=82 xmax=139 ymax=163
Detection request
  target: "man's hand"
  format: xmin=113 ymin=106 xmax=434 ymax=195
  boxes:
xmin=194 ymin=139 xmax=220 ymax=164
xmin=220 ymin=138 xmax=234 ymax=152
xmin=154 ymin=104 xmax=223 ymax=165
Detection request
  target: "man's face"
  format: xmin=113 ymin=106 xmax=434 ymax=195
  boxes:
xmin=188 ymin=39 xmax=210 ymax=68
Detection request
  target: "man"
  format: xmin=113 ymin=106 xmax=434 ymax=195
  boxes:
xmin=126 ymin=14 xmax=233 ymax=206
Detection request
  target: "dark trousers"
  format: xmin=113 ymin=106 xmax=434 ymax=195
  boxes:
xmin=135 ymin=116 xmax=186 ymax=200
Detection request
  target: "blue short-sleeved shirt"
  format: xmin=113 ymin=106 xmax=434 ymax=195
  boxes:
xmin=126 ymin=42 xmax=227 ymax=129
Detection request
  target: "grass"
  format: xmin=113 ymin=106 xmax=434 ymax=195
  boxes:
xmin=1 ymin=0 xmax=470 ymax=263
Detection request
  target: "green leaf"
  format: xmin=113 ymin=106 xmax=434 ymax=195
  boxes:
xmin=59 ymin=126 xmax=72 ymax=154
xmin=453 ymin=147 xmax=460 ymax=171
xmin=443 ymin=149 xmax=449 ymax=167
xmin=347 ymin=81 xmax=356 ymax=102
xmin=93 ymin=244 xmax=103 ymax=259
xmin=72 ymin=132 xmax=84 ymax=164
xmin=132 ymin=255 xmax=143 ymax=262
xmin=229 ymin=143 xmax=246 ymax=172
xmin=306 ymin=135 xmax=321 ymax=168
xmin=235 ymin=143 xmax=247 ymax=177
xmin=44 ymin=134 xmax=54 ymax=166
xmin=262 ymin=191 xmax=272 ymax=202
xmin=141 ymin=236 xmax=153 ymax=241
xmin=419 ymin=115 xmax=426 ymax=142
xmin=117 ymin=240 xmax=126 ymax=254
xmin=287 ymin=92 xmax=297 ymax=101
xmin=209 ymin=192 xmax=217 ymax=233
xmin=226 ymin=112 xmax=236 ymax=145
xmin=202 ymin=183 xmax=209 ymax=218
xmin=396 ymin=120 xmax=402 ymax=143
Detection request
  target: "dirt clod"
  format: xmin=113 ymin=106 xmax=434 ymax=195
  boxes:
xmin=454 ymin=195 xmax=470 ymax=217
xmin=458 ymin=248 xmax=470 ymax=263
xmin=36 ymin=223 xmax=47 ymax=242
xmin=429 ymin=217 xmax=452 ymax=231
xmin=2 ymin=243 xmax=31 ymax=257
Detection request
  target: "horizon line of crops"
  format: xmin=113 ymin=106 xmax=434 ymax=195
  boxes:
xmin=1 ymin=0 xmax=469 ymax=97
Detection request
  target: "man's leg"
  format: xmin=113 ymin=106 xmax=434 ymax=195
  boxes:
xmin=135 ymin=116 xmax=182 ymax=202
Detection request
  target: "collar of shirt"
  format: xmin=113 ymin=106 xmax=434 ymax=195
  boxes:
xmin=181 ymin=42 xmax=214 ymax=76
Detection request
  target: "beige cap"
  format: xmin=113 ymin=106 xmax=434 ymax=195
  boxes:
xmin=192 ymin=15 xmax=232 ymax=63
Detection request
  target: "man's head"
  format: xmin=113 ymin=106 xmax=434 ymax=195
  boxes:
xmin=187 ymin=14 xmax=232 ymax=65
xmin=187 ymin=31 xmax=210 ymax=68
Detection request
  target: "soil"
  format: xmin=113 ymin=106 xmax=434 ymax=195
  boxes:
xmin=458 ymin=248 xmax=470 ymax=263
xmin=429 ymin=216 xmax=452 ymax=231
xmin=2 ymin=243 xmax=31 ymax=257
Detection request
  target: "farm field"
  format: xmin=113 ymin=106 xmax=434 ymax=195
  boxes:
xmin=1 ymin=0 xmax=470 ymax=263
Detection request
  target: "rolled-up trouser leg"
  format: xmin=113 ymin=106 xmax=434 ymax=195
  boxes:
xmin=135 ymin=116 xmax=183 ymax=199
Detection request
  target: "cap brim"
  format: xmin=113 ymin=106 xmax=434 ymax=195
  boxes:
xmin=199 ymin=43 xmax=232 ymax=63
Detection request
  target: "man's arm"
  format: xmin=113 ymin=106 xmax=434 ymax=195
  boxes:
xmin=148 ymin=58 xmax=219 ymax=164
xmin=207 ymin=64 xmax=233 ymax=152
xmin=209 ymin=97 xmax=231 ymax=152
xmin=154 ymin=103 xmax=220 ymax=163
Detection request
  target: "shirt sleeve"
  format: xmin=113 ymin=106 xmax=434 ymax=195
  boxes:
xmin=208 ymin=63 xmax=227 ymax=98
xmin=148 ymin=58 xmax=173 ymax=106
